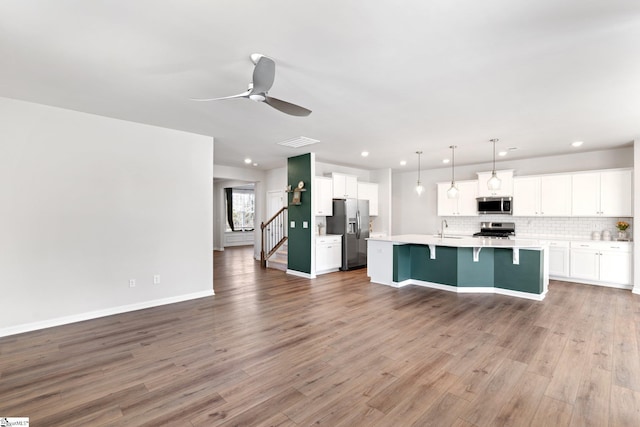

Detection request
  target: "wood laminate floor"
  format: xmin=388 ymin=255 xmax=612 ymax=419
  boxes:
xmin=2 ymin=246 xmax=640 ymax=426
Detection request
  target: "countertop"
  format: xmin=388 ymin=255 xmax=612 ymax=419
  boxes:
xmin=367 ymin=234 xmax=546 ymax=249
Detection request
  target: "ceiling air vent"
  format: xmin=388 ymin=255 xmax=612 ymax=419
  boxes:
xmin=277 ymin=136 xmax=320 ymax=148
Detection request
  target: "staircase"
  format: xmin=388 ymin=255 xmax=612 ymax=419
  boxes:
xmin=260 ymin=207 xmax=287 ymax=270
xmin=266 ymin=242 xmax=288 ymax=271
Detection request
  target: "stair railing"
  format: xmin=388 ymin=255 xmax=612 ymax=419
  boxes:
xmin=260 ymin=207 xmax=288 ymax=268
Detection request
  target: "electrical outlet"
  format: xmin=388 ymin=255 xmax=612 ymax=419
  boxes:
xmin=129 ymin=279 xmax=136 ymax=288
xmin=153 ymin=275 xmax=160 ymax=284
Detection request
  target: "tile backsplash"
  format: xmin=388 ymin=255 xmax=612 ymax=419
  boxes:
xmin=441 ymin=215 xmax=633 ymax=240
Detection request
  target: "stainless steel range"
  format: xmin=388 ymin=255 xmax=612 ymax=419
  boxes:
xmin=473 ymin=222 xmax=515 ymax=239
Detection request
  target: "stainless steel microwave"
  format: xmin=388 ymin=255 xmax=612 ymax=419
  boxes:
xmin=477 ymin=196 xmax=513 ymax=215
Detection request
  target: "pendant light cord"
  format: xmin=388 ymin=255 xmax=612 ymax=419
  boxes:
xmin=490 ymin=138 xmax=499 ymax=174
xmin=450 ymin=145 xmax=455 ymax=182
xmin=493 ymin=139 xmax=496 ymax=172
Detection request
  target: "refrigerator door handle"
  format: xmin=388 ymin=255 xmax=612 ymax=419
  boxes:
xmin=356 ymin=210 xmax=361 ymax=239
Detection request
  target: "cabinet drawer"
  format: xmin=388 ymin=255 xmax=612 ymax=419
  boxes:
xmin=317 ymin=236 xmax=341 ymax=244
xmin=570 ymin=242 xmax=600 ymax=250
xmin=540 ymin=240 xmax=569 ymax=248
xmin=599 ymin=243 xmax=631 ymax=253
xmin=570 ymin=241 xmax=631 ymax=252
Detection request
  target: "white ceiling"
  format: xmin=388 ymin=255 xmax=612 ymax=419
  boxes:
xmin=1 ymin=1 xmax=639 ymax=172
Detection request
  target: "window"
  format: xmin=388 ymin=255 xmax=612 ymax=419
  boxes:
xmin=226 ymin=188 xmax=255 ymax=231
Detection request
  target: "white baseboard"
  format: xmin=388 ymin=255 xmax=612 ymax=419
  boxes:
xmin=0 ymin=289 xmax=215 ymax=338
xmin=316 ymin=268 xmax=340 ymax=275
xmin=550 ymin=275 xmax=632 ymax=290
xmin=286 ymin=269 xmax=316 ymax=279
xmin=377 ymin=278 xmax=546 ymax=301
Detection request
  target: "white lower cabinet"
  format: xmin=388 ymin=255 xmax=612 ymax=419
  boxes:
xmin=541 ymin=240 xmax=570 ymax=278
xmin=316 ymin=235 xmax=342 ymax=274
xmin=570 ymin=245 xmax=600 ymax=281
xmin=569 ymin=241 xmax=631 ymax=287
xmin=599 ymin=248 xmax=632 ymax=285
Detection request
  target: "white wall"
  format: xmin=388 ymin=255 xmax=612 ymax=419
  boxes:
xmin=265 ymin=166 xmax=287 ymax=192
xmin=393 ymin=147 xmax=634 ymax=236
xmin=369 ymin=168 xmax=392 ymax=235
xmin=0 ymin=97 xmax=214 ymax=336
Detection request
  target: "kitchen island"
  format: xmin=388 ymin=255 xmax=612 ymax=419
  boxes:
xmin=367 ymin=235 xmax=549 ymax=300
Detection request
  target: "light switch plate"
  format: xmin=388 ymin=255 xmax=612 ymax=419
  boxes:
xmin=303 ymin=221 xmax=308 ymax=228
xmin=290 ymin=221 xmax=295 ymax=228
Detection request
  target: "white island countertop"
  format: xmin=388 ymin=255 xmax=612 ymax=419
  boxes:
xmin=367 ymin=234 xmax=546 ymax=249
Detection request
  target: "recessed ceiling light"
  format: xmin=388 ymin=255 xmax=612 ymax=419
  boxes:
xmin=572 ymin=141 xmax=584 ymax=147
xmin=361 ymin=151 xmax=369 ymax=157
xmin=498 ymin=151 xmax=507 ymax=157
xmin=400 ymin=160 xmax=407 ymax=166
xmin=442 ymin=158 xmax=450 ymax=164
xmin=244 ymin=158 xmax=252 ymax=164
xmin=252 ymin=163 xmax=258 ymax=167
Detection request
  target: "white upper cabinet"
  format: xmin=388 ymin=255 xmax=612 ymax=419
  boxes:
xmin=571 ymin=172 xmax=600 ymax=216
xmin=571 ymin=169 xmax=632 ymax=217
xmin=314 ymin=176 xmax=333 ymax=216
xmin=512 ymin=176 xmax=538 ymax=216
xmin=331 ymin=172 xmax=358 ymax=199
xmin=477 ymin=170 xmax=514 ymax=197
xmin=599 ymin=170 xmax=633 ymax=217
xmin=357 ymin=182 xmax=379 ymax=216
xmin=513 ymin=174 xmax=571 ymax=216
xmin=437 ymin=180 xmax=478 ymax=216
xmin=540 ymin=175 xmax=572 ymax=216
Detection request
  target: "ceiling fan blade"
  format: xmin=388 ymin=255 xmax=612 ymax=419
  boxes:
xmin=264 ymin=96 xmax=311 ymax=116
xmin=190 ymin=89 xmax=251 ymax=102
xmin=251 ymin=56 xmax=275 ymax=94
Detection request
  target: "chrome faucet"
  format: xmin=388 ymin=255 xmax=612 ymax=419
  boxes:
xmin=440 ymin=219 xmax=448 ymax=238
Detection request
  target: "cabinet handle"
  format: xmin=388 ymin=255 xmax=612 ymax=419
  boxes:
xmin=611 ymin=246 xmax=620 ymax=249
xmin=579 ymin=244 xmax=589 ymax=247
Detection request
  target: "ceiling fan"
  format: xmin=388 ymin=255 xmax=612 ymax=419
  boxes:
xmin=192 ymin=54 xmax=311 ymax=117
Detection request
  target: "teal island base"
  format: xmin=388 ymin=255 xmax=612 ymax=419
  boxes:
xmin=367 ymin=238 xmax=549 ymax=301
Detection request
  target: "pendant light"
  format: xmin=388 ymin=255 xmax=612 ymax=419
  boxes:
xmin=415 ymin=151 xmax=424 ymax=195
xmin=487 ymin=138 xmax=501 ymax=191
xmin=447 ymin=145 xmax=459 ymax=198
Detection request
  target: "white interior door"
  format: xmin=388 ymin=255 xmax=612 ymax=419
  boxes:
xmin=267 ymin=190 xmax=285 ymax=217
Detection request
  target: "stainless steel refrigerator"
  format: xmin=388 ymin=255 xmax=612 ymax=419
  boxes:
xmin=326 ymin=199 xmax=369 ymax=270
